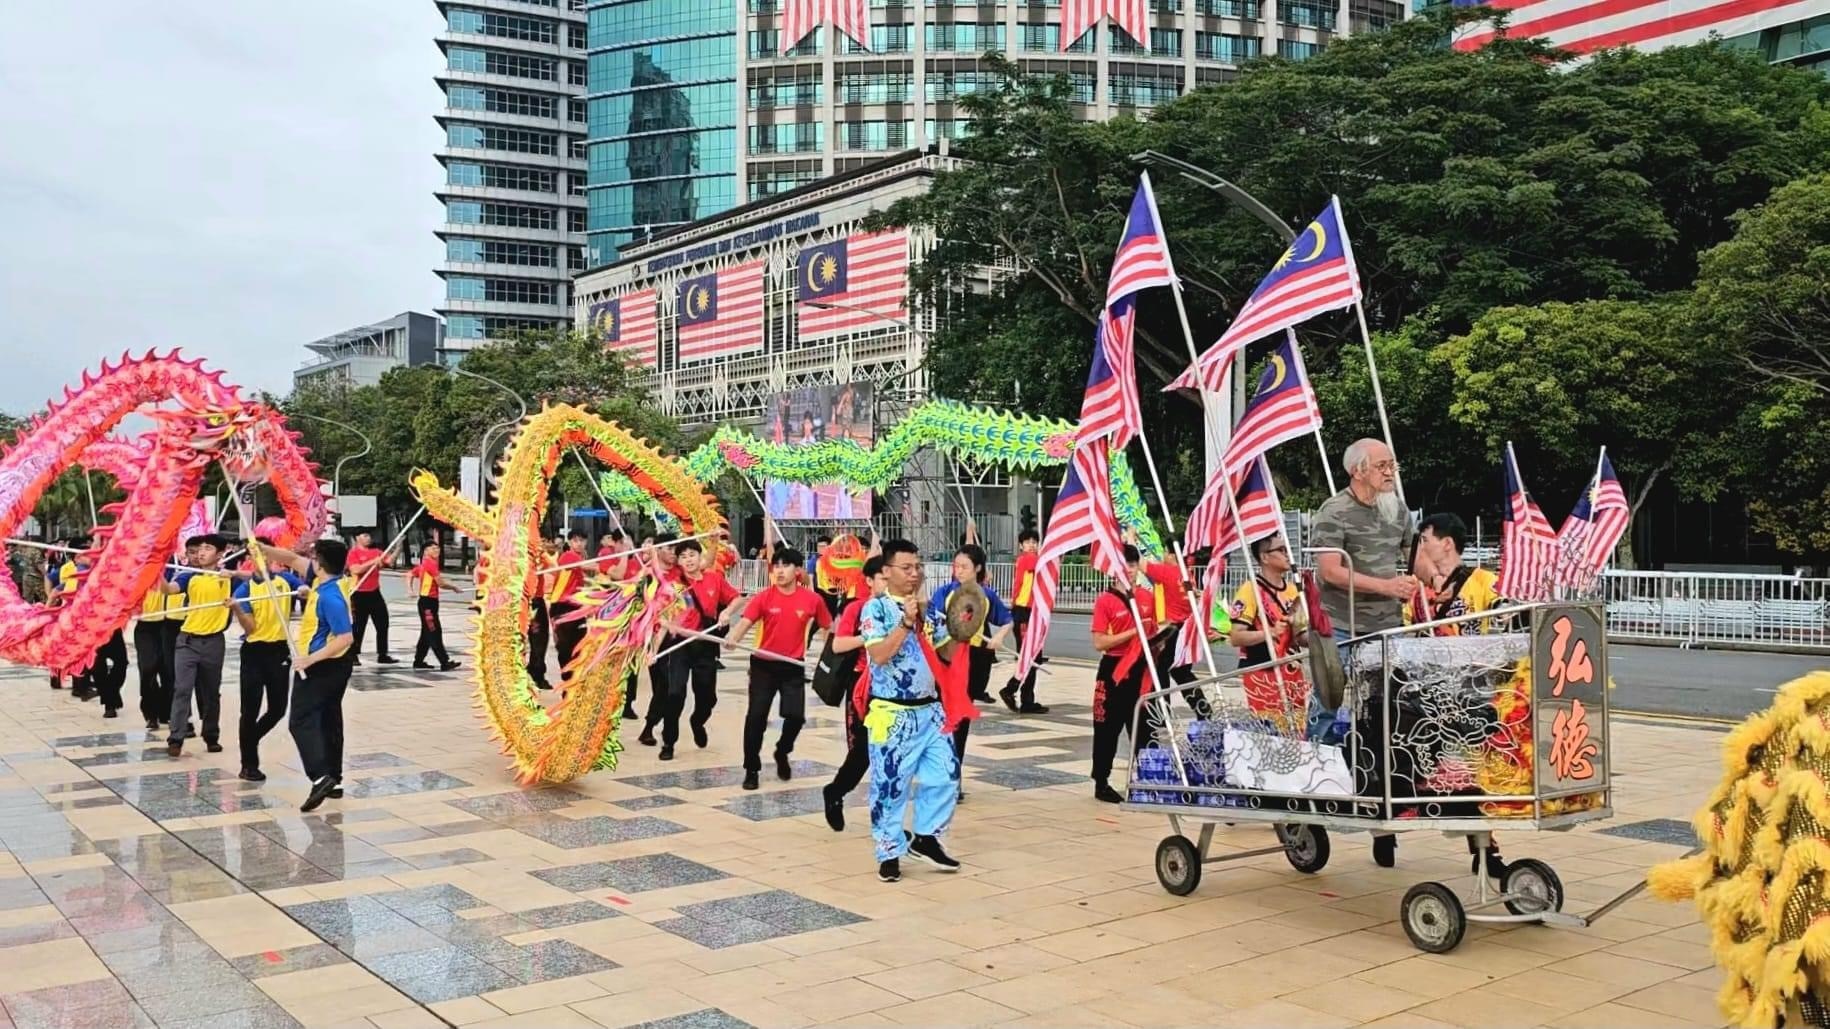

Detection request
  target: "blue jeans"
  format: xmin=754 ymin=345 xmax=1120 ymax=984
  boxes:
xmin=1305 ymin=629 xmax=1356 ymax=743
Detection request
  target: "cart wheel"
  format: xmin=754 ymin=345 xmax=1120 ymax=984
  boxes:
xmin=1275 ymin=824 xmax=1331 ymax=874
xmin=1401 ymin=882 xmax=1466 ymax=954
xmin=1502 ymin=859 xmax=1565 ymax=916
xmin=1155 ymin=836 xmax=1202 ymax=896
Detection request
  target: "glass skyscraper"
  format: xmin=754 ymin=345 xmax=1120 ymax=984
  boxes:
xmin=434 ymin=0 xmax=590 ymax=353
xmin=581 ymin=0 xmax=1388 ymax=267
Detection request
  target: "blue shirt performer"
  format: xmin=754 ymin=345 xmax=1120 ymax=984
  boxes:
xmin=859 ymin=539 xmax=963 ymax=884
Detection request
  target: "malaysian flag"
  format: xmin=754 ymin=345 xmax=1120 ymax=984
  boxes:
xmin=1082 ymin=302 xmax=1142 ymax=448
xmin=1498 ymin=444 xmax=1560 ymax=602
xmin=588 ymin=290 xmax=658 ymax=369
xmin=1556 ymin=449 xmax=1630 ymax=590
xmin=1061 ymin=0 xmax=1103 ymax=48
xmin=676 ymin=262 xmax=765 ymax=363
xmin=796 ymin=231 xmax=908 ymax=340
xmin=1015 ymin=441 xmax=1128 ymax=681
xmin=1169 ymin=197 xmax=1363 ymax=393
xmin=1450 ymin=0 xmax=1823 ymax=57
xmin=1187 ymin=457 xmax=1284 ymax=558
xmin=1107 ymin=0 xmax=1149 ymax=47
xmin=781 ymin=0 xmax=871 ymax=53
xmin=1217 ymin=331 xmax=1323 ymax=486
xmin=1107 ymin=175 xmax=1177 ymax=305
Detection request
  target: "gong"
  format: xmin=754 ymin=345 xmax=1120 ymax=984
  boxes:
xmin=940 ymin=580 xmax=990 ymax=660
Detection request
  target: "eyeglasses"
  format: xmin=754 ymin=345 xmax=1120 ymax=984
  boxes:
xmin=1372 ymin=459 xmax=1400 ymax=472
xmin=889 ymin=562 xmax=921 ymax=572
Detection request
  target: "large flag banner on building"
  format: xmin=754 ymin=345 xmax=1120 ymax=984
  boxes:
xmin=1218 ymin=331 xmax=1323 ymax=485
xmin=781 ymin=0 xmax=871 ymax=52
xmin=1499 ymin=443 xmax=1561 ymax=602
xmin=588 ymin=290 xmax=658 ymax=368
xmin=1556 ymin=449 xmax=1630 ymax=590
xmin=1062 ymin=0 xmax=1149 ymax=49
xmin=796 ymin=231 xmax=908 ymax=341
xmin=677 ymin=262 xmax=765 ymax=363
xmin=1169 ymin=196 xmax=1362 ymax=393
xmin=1450 ymin=0 xmax=1824 ymax=57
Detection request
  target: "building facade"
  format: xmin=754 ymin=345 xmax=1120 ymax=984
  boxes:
xmin=294 ymin=312 xmax=444 ymax=391
xmin=434 ymin=0 xmax=591 ymax=351
xmin=581 ymin=0 xmax=1401 ymax=265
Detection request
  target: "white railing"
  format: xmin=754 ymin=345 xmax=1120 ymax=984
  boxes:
xmin=731 ymin=560 xmax=1830 ymax=652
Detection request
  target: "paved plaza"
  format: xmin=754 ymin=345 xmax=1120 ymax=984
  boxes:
xmin=0 ymin=591 xmax=1749 ymax=1029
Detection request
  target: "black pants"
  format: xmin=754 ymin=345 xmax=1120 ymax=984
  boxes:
xmin=1170 ymin=661 xmax=1214 ymax=720
xmin=655 ymin=641 xmax=719 ymax=747
xmin=954 ymin=645 xmax=996 ymax=763
xmin=743 ymin=659 xmax=806 ymax=773
xmin=527 ymin=597 xmax=550 ymax=687
xmin=160 ymin=621 xmax=180 ymax=708
xmin=414 ymin=597 xmax=450 ymax=665
xmin=92 ymin=629 xmax=128 ymax=711
xmin=350 ymin=590 xmax=390 ymax=659
xmin=641 ymin=655 xmax=673 ymax=731
xmin=1091 ymin=654 xmax=1151 ymax=785
xmin=239 ymin=641 xmax=291 ymax=772
xmin=291 ymin=658 xmax=352 ymax=783
xmin=1005 ymin=608 xmax=1038 ymax=706
xmin=829 ymin=700 xmax=869 ymax=798
xmin=551 ymin=601 xmax=583 ymax=679
xmin=133 ymin=622 xmax=171 ymax=724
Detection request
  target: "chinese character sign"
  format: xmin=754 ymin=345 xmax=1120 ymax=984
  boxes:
xmin=1532 ymin=604 xmax=1609 ymax=795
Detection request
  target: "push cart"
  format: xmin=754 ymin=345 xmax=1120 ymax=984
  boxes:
xmin=1124 ymin=601 xmax=1630 ymax=953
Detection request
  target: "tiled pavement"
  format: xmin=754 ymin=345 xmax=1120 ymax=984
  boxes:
xmin=0 ymin=599 xmax=1746 ymax=1029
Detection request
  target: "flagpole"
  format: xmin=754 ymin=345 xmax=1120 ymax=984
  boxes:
xmin=1333 ymin=195 xmax=1406 ymax=511
xmin=738 ymin=471 xmax=790 ymax=547
xmin=1120 ymin=586 xmax=1192 ymax=790
xmin=1312 ymin=429 xmax=1338 ymax=496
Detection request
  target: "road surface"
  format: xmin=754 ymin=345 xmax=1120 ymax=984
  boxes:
xmin=1026 ymin=613 xmax=1827 ymax=722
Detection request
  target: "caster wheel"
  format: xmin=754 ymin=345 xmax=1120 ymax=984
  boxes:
xmin=1155 ymin=835 xmax=1202 ymax=896
xmin=1275 ymin=823 xmax=1331 ymax=874
xmin=1502 ymin=858 xmax=1565 ymax=916
xmin=1401 ymin=881 xmax=1466 ymax=954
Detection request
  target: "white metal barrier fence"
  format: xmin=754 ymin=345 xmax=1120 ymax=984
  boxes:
xmin=733 ymin=560 xmax=1830 ymax=652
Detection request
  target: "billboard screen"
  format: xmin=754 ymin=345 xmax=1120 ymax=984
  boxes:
xmin=762 ymin=381 xmax=873 ymax=520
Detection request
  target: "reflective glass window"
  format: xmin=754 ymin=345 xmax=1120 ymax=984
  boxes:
xmin=448 ymin=124 xmax=485 ymax=149
xmin=1280 ymin=0 xmax=1337 ymax=29
xmin=838 ymin=25 xmax=913 ymax=52
xmin=448 ymin=162 xmax=483 ymax=186
xmin=448 ymin=84 xmax=486 ymax=110
xmin=447 ymin=276 xmax=486 ymax=300
xmin=592 ymin=36 xmax=739 ymax=91
xmin=447 ymin=238 xmax=485 ymax=262
xmin=448 ymin=47 xmax=487 ymax=72
xmin=447 ymin=314 xmax=485 ymax=338
xmin=1195 ymin=31 xmax=1262 ymax=60
xmin=588 ymin=128 xmax=738 ymax=179
xmin=1198 ymin=0 xmax=1263 ymax=15
xmin=747 ymin=121 xmax=824 ymax=153
xmin=1020 ymin=24 xmax=1095 ymax=51
xmin=589 ymin=83 xmax=737 ymax=139
xmin=748 ymin=29 xmax=823 ymax=57
xmin=587 ymin=175 xmax=739 ymax=232
xmin=447 ymin=200 xmax=484 ymax=224
xmin=590 ymin=0 xmax=734 ymax=48
xmin=923 ymin=23 xmax=1003 ymax=50
xmin=1278 ymin=38 xmax=1319 ymax=58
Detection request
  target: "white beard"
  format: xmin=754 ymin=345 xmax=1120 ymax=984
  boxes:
xmin=1376 ymin=491 xmax=1405 ymax=526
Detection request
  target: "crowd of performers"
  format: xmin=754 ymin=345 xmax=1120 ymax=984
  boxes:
xmin=30 ymin=439 xmax=1519 ymax=883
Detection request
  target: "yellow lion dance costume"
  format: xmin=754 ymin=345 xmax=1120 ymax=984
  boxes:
xmin=1651 ymin=671 xmax=1830 ymax=1027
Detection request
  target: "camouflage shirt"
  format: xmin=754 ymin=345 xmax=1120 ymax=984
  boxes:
xmin=1310 ymin=488 xmax=1412 ymax=634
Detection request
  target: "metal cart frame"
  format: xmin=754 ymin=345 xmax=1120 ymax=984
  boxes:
xmin=1122 ymin=598 xmax=1632 ymax=953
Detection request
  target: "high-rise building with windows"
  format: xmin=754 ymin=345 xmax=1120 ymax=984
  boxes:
xmin=434 ymin=0 xmax=591 ymax=352
xmin=582 ymin=0 xmax=1400 ymax=266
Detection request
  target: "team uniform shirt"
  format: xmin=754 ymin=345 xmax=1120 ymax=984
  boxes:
xmin=675 ymin=570 xmax=739 ymax=632
xmin=546 ymin=551 xmax=585 ymax=606
xmin=57 ymin=560 xmax=82 ymax=596
xmin=410 ymin=557 xmax=441 ymax=599
xmin=233 ymin=573 xmax=304 ymax=643
xmin=1091 ymin=586 xmax=1158 ymax=680
xmin=740 ymin=585 xmax=831 ymax=660
xmin=1230 ymin=577 xmax=1304 ymax=667
xmin=926 ymin=580 xmax=1012 ymax=648
xmin=1144 ymin=560 xmax=1193 ymax=626
xmin=299 ymin=576 xmax=354 ymax=656
xmin=347 ymin=546 xmax=384 ymax=592
xmin=835 ymin=597 xmax=872 ymax=713
xmin=140 ymin=588 xmax=172 ymax=622
xmin=172 ymin=569 xmax=233 ymax=636
xmin=1231 ymin=576 xmax=1307 ymax=719
xmin=1409 ymin=565 xmax=1503 ymax=636
xmin=859 ymin=595 xmax=936 ymax=702
xmin=1011 ymin=552 xmax=1038 ymax=609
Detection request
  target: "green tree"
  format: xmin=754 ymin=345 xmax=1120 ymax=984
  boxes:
xmin=1688 ymin=173 xmax=1830 ymax=559
xmin=1435 ymin=299 xmax=1732 ymax=565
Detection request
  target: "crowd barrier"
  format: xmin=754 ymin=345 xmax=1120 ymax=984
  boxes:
xmin=732 ymin=559 xmax=1830 ymax=653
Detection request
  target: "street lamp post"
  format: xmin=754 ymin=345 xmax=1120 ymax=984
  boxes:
xmin=287 ymin=411 xmax=373 ymax=530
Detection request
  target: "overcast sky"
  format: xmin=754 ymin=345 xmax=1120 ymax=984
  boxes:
xmin=0 ymin=2 xmax=443 ymax=415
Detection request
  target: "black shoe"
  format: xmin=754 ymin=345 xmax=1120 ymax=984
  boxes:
xmin=659 ymin=746 xmax=675 ymax=761
xmin=413 ymin=661 xmax=432 ymax=670
xmin=908 ymin=834 xmax=960 ymax=872
xmin=239 ymin=767 xmax=266 ymax=782
xmin=1019 ymin=704 xmax=1051 ymax=715
xmin=775 ymin=752 xmax=792 ymax=781
xmin=1471 ymin=843 xmax=1507 ymax=882
xmin=328 ymin=786 xmax=344 ymax=799
xmin=968 ymin=691 xmax=993 ymax=704
xmin=439 ymin=661 xmax=462 ymax=672
xmin=742 ymin=771 xmax=759 ymax=791
xmin=145 ymin=719 xmax=159 ymax=731
xmin=620 ymin=704 xmax=635 ymax=716
xmin=301 ymin=776 xmax=338 ymax=812
xmin=1036 ymin=656 xmax=1051 ymax=666
xmin=878 ymin=859 xmax=901 ymax=883
xmin=957 ymin=789 xmax=966 ymax=803
xmin=638 ymin=729 xmax=657 ymax=747
xmin=377 ymin=655 xmax=399 ymax=665
xmin=823 ymin=787 xmax=845 ymax=832
xmin=692 ymin=723 xmax=708 ymax=748
xmin=998 ymin=684 xmax=1020 ymax=713
xmin=205 ymin=741 xmax=223 ymax=754
xmin=1373 ymin=834 xmax=1397 ymax=868
xmin=1094 ymin=782 xmax=1123 ymax=804
xmin=351 ymin=655 xmax=361 ymax=667
xmin=166 ymin=743 xmax=182 ymax=758
xmin=74 ymin=689 xmax=95 ymax=701
xmin=103 ymin=708 xmax=118 ymax=719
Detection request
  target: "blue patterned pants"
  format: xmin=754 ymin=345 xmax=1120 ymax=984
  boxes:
xmin=866 ymin=700 xmax=959 ymax=862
